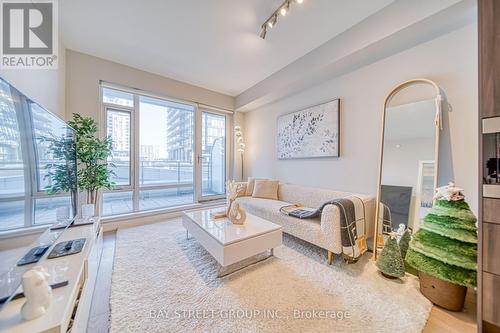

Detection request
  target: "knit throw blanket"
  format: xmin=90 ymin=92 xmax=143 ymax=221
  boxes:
xmin=280 ymin=196 xmax=367 ymax=259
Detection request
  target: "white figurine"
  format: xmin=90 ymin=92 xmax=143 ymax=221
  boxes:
xmin=395 ymin=224 xmax=406 ymax=242
xmin=21 ymin=266 xmax=52 ymax=320
xmin=433 ymin=182 xmax=464 ymax=201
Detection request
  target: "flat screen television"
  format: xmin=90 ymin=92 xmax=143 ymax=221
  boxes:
xmin=0 ymin=77 xmax=78 ymax=308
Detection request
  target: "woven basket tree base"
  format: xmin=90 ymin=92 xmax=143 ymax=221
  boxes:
xmin=419 ymin=272 xmax=467 ymax=311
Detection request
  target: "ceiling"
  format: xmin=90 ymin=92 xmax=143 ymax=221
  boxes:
xmin=60 ymin=0 xmax=394 ymax=96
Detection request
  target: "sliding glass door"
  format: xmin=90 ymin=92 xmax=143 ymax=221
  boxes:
xmin=101 ymin=85 xmax=230 ymax=216
xmin=138 ymin=96 xmax=195 ymax=210
xmin=199 ymin=110 xmax=228 ymax=200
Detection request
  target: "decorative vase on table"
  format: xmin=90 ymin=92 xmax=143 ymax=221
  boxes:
xmin=225 ymin=180 xmax=246 ymax=224
xmin=228 ymin=202 xmax=246 ymax=225
xmin=405 ymin=182 xmax=477 ymax=311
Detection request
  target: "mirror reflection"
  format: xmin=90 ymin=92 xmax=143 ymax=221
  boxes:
xmin=378 ymin=82 xmax=440 ymax=246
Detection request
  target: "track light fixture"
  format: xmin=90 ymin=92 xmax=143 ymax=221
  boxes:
xmin=259 ymin=28 xmax=267 ymax=39
xmin=259 ymin=0 xmax=304 ymax=39
xmin=268 ymin=14 xmax=277 ymax=28
xmin=280 ymin=2 xmax=289 ymax=16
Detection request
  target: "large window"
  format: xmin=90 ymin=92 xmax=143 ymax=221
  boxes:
xmin=0 ymin=78 xmax=76 ymax=231
xmin=0 ymin=79 xmax=25 ymax=229
xmin=101 ymin=85 xmax=229 ymax=217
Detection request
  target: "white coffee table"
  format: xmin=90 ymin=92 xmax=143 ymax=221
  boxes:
xmin=182 ymin=208 xmax=282 ymax=277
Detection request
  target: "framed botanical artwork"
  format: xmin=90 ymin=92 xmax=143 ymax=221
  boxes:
xmin=277 ymin=98 xmax=340 ymax=159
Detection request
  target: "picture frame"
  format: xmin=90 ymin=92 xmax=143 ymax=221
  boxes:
xmin=277 ymin=98 xmax=340 ymax=159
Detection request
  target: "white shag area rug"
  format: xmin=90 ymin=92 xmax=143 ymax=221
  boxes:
xmin=110 ymin=220 xmax=431 ymax=333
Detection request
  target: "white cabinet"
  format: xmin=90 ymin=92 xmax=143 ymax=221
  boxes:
xmin=0 ymin=222 xmax=103 ymax=333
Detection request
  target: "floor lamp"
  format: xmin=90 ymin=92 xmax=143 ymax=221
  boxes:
xmin=234 ymin=126 xmax=245 ymax=181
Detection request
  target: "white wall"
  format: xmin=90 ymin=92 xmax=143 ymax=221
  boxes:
xmin=383 ymin=138 xmax=436 ymax=188
xmin=0 ymin=43 xmax=66 ymax=118
xmin=65 ymin=50 xmax=234 ymax=126
xmin=243 ymin=24 xmax=478 ymax=213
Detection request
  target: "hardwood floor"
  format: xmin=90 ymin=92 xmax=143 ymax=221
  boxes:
xmin=87 ymin=231 xmax=116 ymax=333
xmin=423 ymin=288 xmax=477 ymax=333
xmin=88 ymin=229 xmax=477 ymax=332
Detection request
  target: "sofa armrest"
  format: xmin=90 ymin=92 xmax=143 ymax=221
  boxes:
xmin=319 ymin=196 xmax=375 ymax=253
xmin=320 ymin=205 xmax=342 ymax=254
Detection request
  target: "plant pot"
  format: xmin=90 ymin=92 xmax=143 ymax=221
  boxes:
xmin=81 ymin=204 xmax=95 ymax=221
xmin=418 ymin=272 xmax=467 ymax=311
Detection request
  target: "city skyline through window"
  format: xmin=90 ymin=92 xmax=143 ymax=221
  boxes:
xmin=102 ymin=86 xmax=228 ymax=216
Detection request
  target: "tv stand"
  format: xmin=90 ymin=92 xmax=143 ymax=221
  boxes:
xmin=0 ymin=220 xmax=103 ymax=333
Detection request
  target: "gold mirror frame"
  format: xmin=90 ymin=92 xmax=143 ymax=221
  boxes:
xmin=372 ymin=78 xmax=443 ymax=260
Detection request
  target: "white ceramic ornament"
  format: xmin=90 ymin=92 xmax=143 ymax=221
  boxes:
xmin=21 ymin=266 xmax=52 ymax=321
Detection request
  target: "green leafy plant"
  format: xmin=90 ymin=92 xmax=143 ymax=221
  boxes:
xmin=405 ymin=197 xmax=477 ymax=287
xmin=44 ymin=133 xmax=78 ymax=214
xmin=68 ymin=113 xmax=115 ymax=204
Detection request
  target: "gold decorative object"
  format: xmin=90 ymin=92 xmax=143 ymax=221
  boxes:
xmin=225 ymin=180 xmax=246 ymax=224
xmin=228 ymin=202 xmax=246 ymax=225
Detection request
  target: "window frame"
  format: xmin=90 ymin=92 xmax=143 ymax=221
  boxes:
xmin=100 ymin=83 xmax=232 ymax=217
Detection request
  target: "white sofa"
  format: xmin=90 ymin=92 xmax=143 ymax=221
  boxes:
xmin=235 ymin=182 xmax=375 ymax=264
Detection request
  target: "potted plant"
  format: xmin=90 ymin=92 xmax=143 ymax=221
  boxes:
xmin=405 ymin=183 xmax=477 ymax=311
xmin=44 ymin=131 xmax=78 ymax=217
xmin=68 ymin=113 xmax=115 ymax=215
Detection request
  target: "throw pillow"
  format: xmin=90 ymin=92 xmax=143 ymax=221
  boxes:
xmin=245 ymin=177 xmax=265 ymax=196
xmin=252 ymin=179 xmax=279 ymax=200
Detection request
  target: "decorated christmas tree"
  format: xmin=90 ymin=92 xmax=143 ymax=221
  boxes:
xmin=405 ymin=183 xmax=477 ymax=287
xmin=377 ymin=234 xmax=405 ymax=278
xmin=399 ymin=230 xmax=411 ymax=260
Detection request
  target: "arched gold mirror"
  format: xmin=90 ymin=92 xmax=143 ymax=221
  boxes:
xmin=373 ymin=79 xmax=443 ymax=260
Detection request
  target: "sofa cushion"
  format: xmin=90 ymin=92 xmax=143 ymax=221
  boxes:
xmin=252 ymin=179 xmax=279 ymax=200
xmin=235 ymin=196 xmax=329 ymax=248
xmin=245 ymin=177 xmax=265 ymax=196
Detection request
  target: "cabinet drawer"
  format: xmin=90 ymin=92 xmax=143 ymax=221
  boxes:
xmin=483 ymin=272 xmax=500 ymax=327
xmin=484 ymin=223 xmax=500 ymax=275
xmin=484 ymin=198 xmax=500 ymax=224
